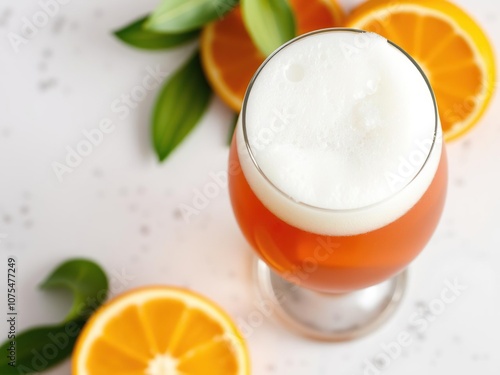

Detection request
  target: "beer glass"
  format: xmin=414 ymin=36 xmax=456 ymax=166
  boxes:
xmin=229 ymin=29 xmax=447 ymax=340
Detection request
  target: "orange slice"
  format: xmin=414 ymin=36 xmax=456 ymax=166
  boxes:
xmin=73 ymin=287 xmax=249 ymax=375
xmin=201 ymin=0 xmax=345 ymax=112
xmin=346 ymin=0 xmax=496 ymax=141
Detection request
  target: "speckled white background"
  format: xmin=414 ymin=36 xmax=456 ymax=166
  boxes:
xmin=0 ymin=0 xmax=499 ymax=374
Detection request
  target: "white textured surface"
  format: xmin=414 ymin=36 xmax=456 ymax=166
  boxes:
xmin=0 ymin=0 xmax=499 ymax=374
xmin=238 ymin=30 xmax=441 ymax=235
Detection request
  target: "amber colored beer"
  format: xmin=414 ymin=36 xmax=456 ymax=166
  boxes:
xmin=229 ymin=140 xmax=447 ymax=293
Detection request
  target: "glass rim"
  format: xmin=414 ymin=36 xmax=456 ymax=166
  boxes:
xmin=241 ymin=27 xmax=440 ymax=214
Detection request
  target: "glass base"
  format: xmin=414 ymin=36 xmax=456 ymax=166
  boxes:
xmin=254 ymin=259 xmax=407 ymax=341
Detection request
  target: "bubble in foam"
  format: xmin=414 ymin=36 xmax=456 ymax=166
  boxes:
xmin=366 ymin=79 xmax=378 ymax=93
xmin=285 ymin=63 xmax=305 ymax=82
xmin=351 ymin=100 xmax=381 ymax=132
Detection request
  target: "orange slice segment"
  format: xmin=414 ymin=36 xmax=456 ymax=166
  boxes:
xmin=346 ymin=0 xmax=496 ymax=141
xmin=201 ymin=0 xmax=345 ymax=112
xmin=73 ymin=287 xmax=249 ymax=375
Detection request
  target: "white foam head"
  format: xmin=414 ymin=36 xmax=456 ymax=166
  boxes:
xmin=237 ymin=29 xmax=442 ymax=236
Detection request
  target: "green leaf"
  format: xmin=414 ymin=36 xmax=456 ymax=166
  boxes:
xmin=0 ymin=319 xmax=86 ymax=374
xmin=241 ymin=0 xmax=296 ymax=56
xmin=146 ymin=0 xmax=238 ymax=33
xmin=0 ymin=259 xmax=108 ymax=374
xmin=227 ymin=113 xmax=238 ymax=145
xmin=153 ymin=52 xmax=212 ymax=162
xmin=114 ymin=15 xmax=199 ymax=50
xmin=40 ymin=258 xmax=108 ymax=321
